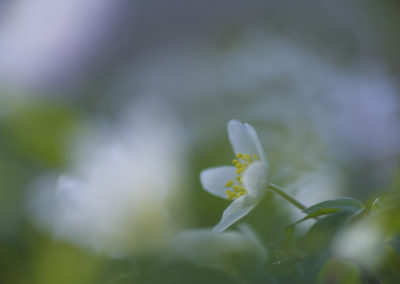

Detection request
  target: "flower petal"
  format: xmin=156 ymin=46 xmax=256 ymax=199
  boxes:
xmin=200 ymin=166 xmax=236 ymax=199
xmin=244 ymin=122 xmax=268 ymax=164
xmin=56 ymin=175 xmax=85 ymax=194
xmin=213 ymin=195 xmax=259 ymax=232
xmin=171 ymin=227 xmax=266 ymax=271
xmin=242 ymin=161 xmax=269 ymax=199
xmin=227 ymin=120 xmax=259 ymax=157
xmin=56 ymin=175 xmax=89 ymax=210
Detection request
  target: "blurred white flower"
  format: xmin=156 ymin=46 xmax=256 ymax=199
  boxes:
xmin=285 ymin=166 xmax=347 ymax=231
xmin=331 ymin=218 xmax=386 ymax=270
xmin=171 ymin=223 xmax=267 ymax=271
xmin=29 ymin=100 xmax=189 ymax=256
xmin=114 ymin=31 xmax=400 ymax=189
xmin=200 ymin=120 xmax=269 ymax=232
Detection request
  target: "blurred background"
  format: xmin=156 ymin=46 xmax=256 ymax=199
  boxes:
xmin=1 ymin=0 xmax=400 ymax=283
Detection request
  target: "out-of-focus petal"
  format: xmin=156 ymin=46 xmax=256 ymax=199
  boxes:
xmin=56 ymin=175 xmax=85 ymax=193
xmin=56 ymin=175 xmax=88 ymax=206
xmin=171 ymin=226 xmax=267 ymax=271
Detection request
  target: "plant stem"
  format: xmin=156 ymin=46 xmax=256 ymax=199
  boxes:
xmin=268 ymin=183 xmax=306 ymax=211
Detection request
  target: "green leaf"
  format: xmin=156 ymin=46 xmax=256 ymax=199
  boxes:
xmin=304 ymin=198 xmax=364 ymax=214
xmin=302 ymin=211 xmax=355 ymax=252
xmin=294 ymin=198 xmax=365 ymax=225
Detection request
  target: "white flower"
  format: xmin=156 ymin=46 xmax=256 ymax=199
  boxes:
xmin=29 ymin=101 xmax=189 ymax=257
xmin=331 ymin=218 xmax=385 ymax=270
xmin=200 ymin=119 xmax=270 ymax=232
xmin=171 ymin=223 xmax=267 ymax=271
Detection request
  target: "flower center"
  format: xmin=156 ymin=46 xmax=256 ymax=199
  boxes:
xmin=225 ymin=153 xmax=259 ymax=200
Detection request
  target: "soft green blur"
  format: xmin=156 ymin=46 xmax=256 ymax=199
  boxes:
xmin=1 ymin=1 xmax=400 ymax=283
xmin=1 ymin=97 xmax=400 ymax=283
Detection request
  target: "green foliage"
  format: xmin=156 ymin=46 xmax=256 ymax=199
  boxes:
xmin=1 ymin=100 xmax=400 ymax=284
xmin=1 ymin=101 xmax=79 ymax=169
xmin=294 ymin=198 xmax=365 ymax=224
xmin=301 ymin=211 xmax=355 ymax=252
xmin=316 ymin=258 xmax=362 ymax=284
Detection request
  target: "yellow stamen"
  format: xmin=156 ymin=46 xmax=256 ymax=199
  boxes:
xmin=235 ymin=168 xmax=244 ymax=175
xmin=226 ymin=184 xmax=247 ymax=199
xmin=233 ymin=185 xmax=242 ymax=191
xmin=226 ymin=152 xmax=256 ymax=200
xmin=226 ymin=190 xmax=234 ymax=200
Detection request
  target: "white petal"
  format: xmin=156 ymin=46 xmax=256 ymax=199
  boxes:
xmin=56 ymin=175 xmax=88 ymax=208
xmin=242 ymin=161 xmax=269 ymax=199
xmin=244 ymin=122 xmax=268 ymax=164
xmin=200 ymin=166 xmax=236 ymax=199
xmin=56 ymin=175 xmax=86 ymax=195
xmin=171 ymin=227 xmax=266 ymax=271
xmin=227 ymin=120 xmax=258 ymax=157
xmin=213 ymin=195 xmax=259 ymax=232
